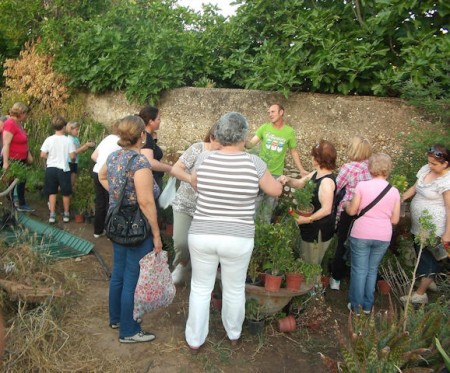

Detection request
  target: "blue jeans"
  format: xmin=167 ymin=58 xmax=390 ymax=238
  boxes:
xmin=349 ymin=237 xmax=389 ymax=312
xmin=109 ymin=237 xmax=153 ymax=338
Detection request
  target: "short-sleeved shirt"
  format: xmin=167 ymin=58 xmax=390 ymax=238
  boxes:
xmin=350 ymin=178 xmax=400 ymax=242
xmin=171 ymin=142 xmax=205 ymax=216
xmin=189 ymin=151 xmax=267 ymax=238
xmin=335 ymin=160 xmax=372 ymax=218
xmin=256 ymin=123 xmax=297 ymax=176
xmin=2 ymin=118 xmax=29 ymax=161
xmin=142 ymin=132 xmax=164 ymax=189
xmin=92 ymin=135 xmax=121 ymax=173
xmin=41 ymin=135 xmax=76 ymax=172
xmin=106 ymin=149 xmax=151 ymax=210
xmin=410 ymin=164 xmax=450 ymax=237
xmin=67 ymin=135 xmax=81 ymax=164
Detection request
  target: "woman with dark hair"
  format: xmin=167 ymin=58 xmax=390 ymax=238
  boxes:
xmin=329 ymin=136 xmax=373 ymax=290
xmin=2 ymin=102 xmax=34 ymax=211
xmin=345 ymin=153 xmax=400 ymax=314
xmin=138 ymin=106 xmax=172 ymax=194
xmin=99 ymin=115 xmax=162 ymax=343
xmin=280 ymin=140 xmax=337 ymax=265
xmin=185 ymin=112 xmax=282 ymax=352
xmin=170 ymin=124 xmax=221 ymax=284
xmin=400 ymin=144 xmax=450 ymax=304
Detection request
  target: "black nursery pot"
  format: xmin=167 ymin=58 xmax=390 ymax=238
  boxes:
xmin=247 ymin=319 xmax=265 ymax=335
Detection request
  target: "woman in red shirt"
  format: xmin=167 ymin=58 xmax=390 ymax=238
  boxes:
xmin=2 ymin=102 xmax=34 ymax=211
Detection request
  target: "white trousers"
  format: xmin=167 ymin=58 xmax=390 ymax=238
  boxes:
xmin=185 ymin=234 xmax=253 ymax=348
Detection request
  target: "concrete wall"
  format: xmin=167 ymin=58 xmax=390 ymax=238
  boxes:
xmin=82 ymin=87 xmax=425 ymax=168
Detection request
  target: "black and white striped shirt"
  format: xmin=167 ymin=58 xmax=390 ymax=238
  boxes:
xmin=189 ymin=151 xmax=267 ymax=238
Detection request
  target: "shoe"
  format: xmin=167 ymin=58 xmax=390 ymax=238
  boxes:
xmin=171 ymin=263 xmax=189 ymax=285
xmin=17 ymin=204 xmax=35 ymax=212
xmin=63 ymin=212 xmax=70 ymax=223
xmin=93 ymin=231 xmax=106 ymax=238
xmin=230 ymin=339 xmax=239 ymax=346
xmin=119 ymin=330 xmax=156 ymax=343
xmin=400 ymin=292 xmax=428 ymax=304
xmin=49 ymin=213 xmax=56 ymax=224
xmin=13 ymin=199 xmax=20 ymax=208
xmin=329 ymin=277 xmax=340 ymax=290
xmin=109 ymin=322 xmax=120 ymax=329
xmin=347 ymin=302 xmax=360 ymax=316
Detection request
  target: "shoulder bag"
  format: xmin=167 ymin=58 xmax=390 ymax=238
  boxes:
xmin=105 ymin=154 xmax=151 ymax=246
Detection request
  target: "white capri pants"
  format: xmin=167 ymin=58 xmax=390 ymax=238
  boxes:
xmin=185 ymin=234 xmax=253 ymax=348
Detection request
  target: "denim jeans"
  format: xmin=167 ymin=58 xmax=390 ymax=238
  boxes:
xmin=348 ymin=236 xmax=389 ymax=312
xmin=185 ymin=234 xmax=253 ymax=348
xmin=109 ymin=236 xmax=153 ymax=338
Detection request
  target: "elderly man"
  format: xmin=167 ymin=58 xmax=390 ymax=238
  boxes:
xmin=246 ymin=103 xmax=308 ymax=222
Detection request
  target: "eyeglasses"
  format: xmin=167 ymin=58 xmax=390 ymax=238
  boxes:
xmin=427 ymin=147 xmax=446 ymax=159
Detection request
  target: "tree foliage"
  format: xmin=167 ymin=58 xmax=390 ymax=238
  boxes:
xmin=0 ymin=0 xmax=449 ymax=105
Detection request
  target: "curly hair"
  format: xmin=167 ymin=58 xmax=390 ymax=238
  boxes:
xmin=214 ymin=112 xmax=249 ymax=146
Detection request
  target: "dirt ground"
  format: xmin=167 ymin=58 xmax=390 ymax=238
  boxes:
xmin=7 ymin=197 xmax=395 ymax=373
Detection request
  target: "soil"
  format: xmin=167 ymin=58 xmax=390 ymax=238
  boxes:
xmin=6 ymin=197 xmax=393 ymax=372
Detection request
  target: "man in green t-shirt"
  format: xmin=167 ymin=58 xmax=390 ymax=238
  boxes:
xmin=246 ymin=103 xmax=308 ymax=221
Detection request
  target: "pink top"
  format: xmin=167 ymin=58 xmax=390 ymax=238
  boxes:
xmin=350 ymin=178 xmax=400 ymax=241
xmin=2 ymin=118 xmax=29 ymax=160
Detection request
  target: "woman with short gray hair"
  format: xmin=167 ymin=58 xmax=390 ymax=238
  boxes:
xmin=185 ymin=112 xmax=282 ymax=352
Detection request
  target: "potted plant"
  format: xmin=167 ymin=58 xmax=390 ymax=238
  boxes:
xmin=263 ymin=223 xmax=294 ymax=292
xmin=245 ymin=299 xmax=265 ymax=335
xmin=285 ymin=258 xmax=305 ymax=291
xmin=298 ymin=261 xmax=322 ymax=285
xmin=72 ymin=171 xmax=95 ymax=222
xmin=292 ymin=179 xmax=316 ymax=216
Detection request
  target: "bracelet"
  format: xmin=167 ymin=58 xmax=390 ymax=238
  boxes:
xmin=309 ymin=217 xmax=313 ymax=223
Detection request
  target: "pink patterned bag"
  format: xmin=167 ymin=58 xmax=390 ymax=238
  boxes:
xmin=133 ymin=251 xmax=176 ymax=320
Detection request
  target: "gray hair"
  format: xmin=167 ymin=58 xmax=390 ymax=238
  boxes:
xmin=214 ymin=112 xmax=249 ymax=146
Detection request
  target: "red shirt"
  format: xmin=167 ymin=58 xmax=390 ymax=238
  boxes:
xmin=2 ymin=118 xmax=29 ymax=161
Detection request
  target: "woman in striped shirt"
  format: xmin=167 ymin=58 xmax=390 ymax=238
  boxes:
xmin=185 ymin=112 xmax=282 ymax=352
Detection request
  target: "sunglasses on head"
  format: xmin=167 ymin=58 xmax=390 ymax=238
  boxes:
xmin=427 ymin=147 xmax=446 ymax=159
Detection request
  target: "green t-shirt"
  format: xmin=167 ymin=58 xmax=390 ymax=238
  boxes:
xmin=256 ymin=123 xmax=297 ymax=176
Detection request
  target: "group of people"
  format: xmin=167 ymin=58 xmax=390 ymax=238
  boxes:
xmin=1 ymin=101 xmax=448 ymax=350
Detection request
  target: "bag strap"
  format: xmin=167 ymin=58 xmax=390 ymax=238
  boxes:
xmin=356 ymin=183 xmax=392 ymax=219
xmin=114 ymin=153 xmax=139 ymax=209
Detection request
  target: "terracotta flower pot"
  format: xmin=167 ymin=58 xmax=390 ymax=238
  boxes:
xmin=377 ymin=280 xmax=391 ymax=295
xmin=74 ymin=214 xmax=85 ymax=223
xmin=264 ymin=273 xmax=283 ymax=292
xmin=277 ymin=315 xmax=296 ymax=333
xmin=321 ymin=276 xmax=330 ymax=289
xmin=285 ymin=273 xmax=304 ymax=291
xmin=297 ymin=204 xmax=314 ymax=217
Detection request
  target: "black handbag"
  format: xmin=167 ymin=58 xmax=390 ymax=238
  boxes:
xmin=105 ymin=154 xmax=151 ymax=246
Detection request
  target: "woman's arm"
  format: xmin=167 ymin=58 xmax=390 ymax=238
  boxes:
xmin=170 ymin=159 xmax=191 ymax=184
xmin=135 ymin=168 xmax=162 ymax=253
xmin=391 ymin=198 xmax=401 ymax=225
xmin=296 ymin=178 xmax=335 ymax=225
xmin=345 ymin=191 xmax=361 ymax=216
xmin=278 ymin=171 xmax=314 ymax=189
xmin=2 ymin=131 xmax=13 ymax=169
xmin=98 ymin=163 xmax=109 ymax=191
xmin=259 ymin=170 xmax=282 ymax=197
xmin=401 ymin=182 xmax=417 ymax=202
xmin=140 ymin=148 xmax=172 ymax=173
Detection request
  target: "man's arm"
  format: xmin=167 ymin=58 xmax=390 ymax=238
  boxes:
xmin=245 ymin=135 xmax=260 ymax=149
xmin=290 ymin=148 xmax=308 ymax=176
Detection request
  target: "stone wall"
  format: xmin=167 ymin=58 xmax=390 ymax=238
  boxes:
xmin=82 ymin=87 xmax=425 ymax=168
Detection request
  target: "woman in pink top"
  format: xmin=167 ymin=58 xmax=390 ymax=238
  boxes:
xmin=344 ymin=153 xmax=400 ymax=314
xmin=2 ymin=102 xmax=34 ymax=212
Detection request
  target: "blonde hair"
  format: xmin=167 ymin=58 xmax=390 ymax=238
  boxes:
xmin=9 ymin=102 xmax=29 ymax=117
xmin=117 ymin=115 xmax=145 ymax=147
xmin=348 ymin=136 xmax=372 ymax=162
xmin=368 ymin=153 xmax=392 ymax=178
xmin=67 ymin=121 xmax=80 ymax=131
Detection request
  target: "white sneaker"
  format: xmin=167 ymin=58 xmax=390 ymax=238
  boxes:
xmin=63 ymin=212 xmax=70 ymax=223
xmin=49 ymin=213 xmax=56 ymax=224
xmin=171 ymin=263 xmax=190 ymax=285
xmin=329 ymin=277 xmax=340 ymax=290
xmin=119 ymin=330 xmax=156 ymax=343
xmin=400 ymin=292 xmax=428 ymax=304
xmin=428 ymin=280 xmax=438 ymax=292
xmin=93 ymin=231 xmax=106 ymax=238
